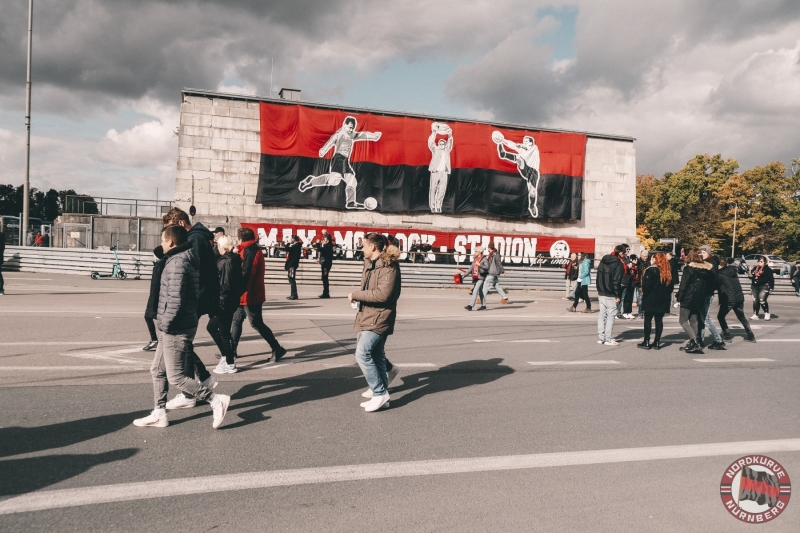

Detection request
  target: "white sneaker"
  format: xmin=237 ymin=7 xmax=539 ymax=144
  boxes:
xmin=387 ymin=366 xmax=400 ymax=386
xmin=213 ymin=360 xmax=227 ymax=373
xmin=623 ymin=313 xmax=634 ymax=319
xmin=604 ymin=340 xmax=620 ymax=346
xmin=166 ymin=393 xmax=196 ymax=410
xmin=750 ymin=314 xmax=759 ymax=320
xmin=597 ymin=340 xmax=604 ymax=344
xmin=361 ymin=388 xmax=373 ymax=399
xmin=201 ymin=375 xmax=218 ymax=390
xmin=362 ymin=394 xmax=390 ymax=412
xmin=133 ymin=409 xmax=168 ymax=428
xmin=764 ymin=313 xmax=771 ymax=321
xmin=213 ymin=361 xmax=238 ymax=374
xmin=211 ymin=394 xmax=230 ymax=429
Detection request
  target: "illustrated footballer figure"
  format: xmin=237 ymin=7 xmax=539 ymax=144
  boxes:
xmin=299 ymin=116 xmax=381 ymax=210
xmin=493 ymin=131 xmax=541 ymax=218
xmin=427 ymin=122 xmax=453 ymax=213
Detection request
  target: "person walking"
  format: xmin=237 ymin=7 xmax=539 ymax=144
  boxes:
xmin=464 ymin=247 xmax=487 ymax=311
xmin=481 ymin=243 xmax=509 ymax=306
xmin=635 ymin=250 xmax=650 ymax=318
xmin=666 ymin=251 xmax=681 ymax=311
xmin=637 ymin=253 xmax=674 ymax=350
xmin=698 ymin=245 xmax=724 ymax=350
xmin=348 ymin=233 xmax=401 ymax=412
xmin=0 ymin=230 xmax=5 ymax=295
xmin=232 ymin=227 xmax=287 ymax=362
xmin=567 ymin=252 xmax=592 ymax=313
xmin=317 ymin=232 xmax=334 ymax=298
xmin=595 ymin=245 xmax=625 ymax=345
xmin=211 ymin=236 xmax=244 ymax=374
xmin=676 ymin=249 xmax=714 ymax=354
xmin=563 ymin=252 xmax=578 ymax=300
xmin=133 ymin=225 xmax=230 ymax=429
xmin=748 ymin=256 xmax=774 ymax=320
xmin=142 ymin=245 xmax=166 ymax=351
xmin=282 ymin=235 xmax=303 ymax=300
xmin=791 ymin=260 xmax=800 ymax=296
xmin=717 ymin=258 xmax=756 ymax=343
xmin=621 ymin=254 xmax=638 ymax=319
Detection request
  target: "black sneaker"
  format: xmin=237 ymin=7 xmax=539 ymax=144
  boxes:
xmin=708 ymin=341 xmax=726 ymax=351
xmin=746 ymin=332 xmax=756 ymax=342
xmin=318 ymin=294 xmax=330 ymax=299
xmin=722 ymin=330 xmax=733 ymax=342
xmin=464 ymin=305 xmax=473 ymax=311
xmin=476 ymin=306 xmax=486 ymax=311
xmin=287 ymin=295 xmax=298 ymax=300
xmin=142 ymin=340 xmax=158 ymax=351
xmin=273 ymin=346 xmax=287 ymax=362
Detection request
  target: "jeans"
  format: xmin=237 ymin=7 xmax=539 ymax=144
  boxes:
xmin=207 ymin=309 xmax=235 ymax=364
xmin=287 ymin=267 xmax=298 ymax=298
xmin=699 ymin=295 xmax=722 ymax=344
xmin=679 ymin=307 xmax=701 ymax=344
xmin=483 ymin=275 xmax=508 ymax=300
xmin=469 ymin=279 xmax=485 ymax=307
xmin=792 ymin=279 xmax=800 ymax=295
xmin=231 ymin=303 xmax=281 ymax=353
xmin=572 ymin=282 xmax=591 ymax=309
xmin=752 ymin=286 xmax=770 ymax=314
xmin=597 ymin=296 xmax=617 ymax=342
xmin=150 ymin=327 xmax=213 ymax=409
xmin=355 ymin=330 xmax=389 ymax=397
xmin=634 ymin=287 xmax=643 ymax=314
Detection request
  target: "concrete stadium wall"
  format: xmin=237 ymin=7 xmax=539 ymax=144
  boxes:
xmin=174 ymin=92 xmax=638 ymax=255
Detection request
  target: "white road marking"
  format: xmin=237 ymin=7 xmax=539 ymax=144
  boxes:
xmin=0 ymin=310 xmax=141 ymax=314
xmin=474 ymin=339 xmax=558 ymax=343
xmin=5 ymin=278 xmax=53 ymax=280
xmin=528 ymin=360 xmax=621 ymax=366
xmin=693 ymin=358 xmax=774 ymax=363
xmin=0 ymin=365 xmax=147 ymax=371
xmin=2 ymin=438 xmax=798 ymax=515
xmin=394 ymin=363 xmax=437 ymax=368
xmin=757 ymin=339 xmax=800 ymax=342
xmin=0 ymin=342 xmax=148 ymax=346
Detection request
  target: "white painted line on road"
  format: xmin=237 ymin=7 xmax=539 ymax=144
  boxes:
xmin=323 ymin=363 xmax=357 ymax=368
xmin=394 ymin=363 xmax=437 ymax=368
xmin=508 ymin=339 xmax=559 ymax=343
xmin=248 ymin=363 xmax=292 ymax=370
xmin=757 ymin=339 xmax=800 ymax=342
xmin=5 ymin=278 xmax=52 ymax=280
xmin=0 ymin=310 xmax=140 ymax=314
xmin=3 ymin=437 xmax=798 ymax=515
xmin=0 ymin=365 xmax=147 ymax=371
xmin=0 ymin=342 xmax=146 ymax=346
xmin=527 ymin=360 xmax=621 ymax=366
xmin=694 ymin=358 xmax=775 ymax=363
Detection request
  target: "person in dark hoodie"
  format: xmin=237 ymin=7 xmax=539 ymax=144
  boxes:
xmin=159 ymin=208 xmax=219 ymax=410
xmin=142 ymin=245 xmax=166 ymax=351
xmin=747 ymin=255 xmax=775 ymax=320
xmin=637 ymin=252 xmax=674 ymax=350
xmin=717 ymin=258 xmax=755 ymax=343
xmin=210 ymin=235 xmax=244 ymax=374
xmin=698 ymin=245 xmax=724 ymax=350
xmin=676 ymin=249 xmax=714 ymax=353
xmin=315 ymin=232 xmax=334 ymax=299
xmin=133 ymin=224 xmax=230 ymax=429
xmin=231 ymin=227 xmax=287 ymax=362
xmin=282 ymin=235 xmax=303 ymax=300
xmin=595 ymin=244 xmax=625 ymax=345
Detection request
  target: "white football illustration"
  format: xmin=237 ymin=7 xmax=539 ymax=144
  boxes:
xmin=491 ymin=131 xmax=504 ymax=144
xmin=364 ymin=197 xmax=378 ymax=210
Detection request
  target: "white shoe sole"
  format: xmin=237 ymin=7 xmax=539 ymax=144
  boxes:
xmin=133 ymin=417 xmax=168 ymax=428
xmin=364 ymin=395 xmax=390 ymax=412
xmin=212 ymin=395 xmax=230 ymax=429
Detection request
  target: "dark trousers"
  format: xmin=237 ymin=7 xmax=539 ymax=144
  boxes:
xmin=718 ymin=301 xmax=752 ymax=333
xmin=0 ymin=264 xmax=4 ymax=292
xmin=571 ymin=282 xmax=591 ymax=309
xmin=287 ymin=267 xmax=298 ymax=298
xmin=622 ymin=283 xmax=634 ymax=314
xmin=752 ymin=286 xmax=770 ymax=314
xmin=207 ymin=309 xmax=236 ymax=364
xmin=321 ymin=264 xmax=331 ymax=296
xmin=643 ymin=312 xmax=664 ymax=342
xmin=679 ymin=307 xmax=702 ymax=343
xmin=232 ymin=303 xmax=281 ymax=353
xmin=145 ymin=316 xmax=158 ymax=342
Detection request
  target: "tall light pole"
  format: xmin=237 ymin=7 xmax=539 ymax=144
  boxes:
xmin=731 ymin=202 xmax=738 ymax=258
xmin=22 ymin=0 xmax=33 ymax=245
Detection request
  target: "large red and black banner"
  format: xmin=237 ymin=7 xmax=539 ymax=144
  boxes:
xmin=257 ymin=102 xmax=586 ymax=220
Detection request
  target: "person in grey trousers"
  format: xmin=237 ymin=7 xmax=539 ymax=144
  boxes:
xmin=481 ymin=243 xmax=509 ymax=307
xmin=595 ymin=244 xmax=625 ymax=345
xmin=133 ymin=225 xmax=231 ymax=429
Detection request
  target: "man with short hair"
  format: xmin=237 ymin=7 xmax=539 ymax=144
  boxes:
xmin=563 ymin=252 xmax=578 ymax=300
xmin=212 ymin=227 xmax=225 ymax=258
xmin=282 ymin=235 xmax=303 ymax=300
xmin=595 ymin=244 xmax=625 ymax=345
xmin=133 ymin=225 xmax=230 ymax=429
xmin=698 ymin=245 xmax=724 ymax=350
xmin=315 ymin=232 xmax=334 ymax=298
xmin=481 ymin=242 xmax=509 ymax=306
xmin=349 ymin=233 xmax=401 ymax=412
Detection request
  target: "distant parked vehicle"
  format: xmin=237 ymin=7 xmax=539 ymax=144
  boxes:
xmin=743 ymin=254 xmax=789 ymax=275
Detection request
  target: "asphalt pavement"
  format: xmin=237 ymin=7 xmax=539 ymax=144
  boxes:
xmin=0 ymin=271 xmax=798 ymax=532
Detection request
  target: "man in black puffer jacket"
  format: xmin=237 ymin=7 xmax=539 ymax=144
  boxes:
xmin=595 ymin=244 xmax=625 ymax=345
xmin=142 ymin=246 xmax=166 ymax=351
xmin=677 ymin=249 xmax=715 ymax=353
xmin=717 ymin=258 xmax=755 ymax=342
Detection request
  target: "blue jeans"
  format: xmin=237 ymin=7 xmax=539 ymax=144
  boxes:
xmin=150 ymin=327 xmax=213 ymax=409
xmin=700 ymin=295 xmax=722 ymax=343
xmin=355 ymin=330 xmax=389 ymax=397
xmin=469 ymin=279 xmax=485 ymax=307
xmin=483 ymin=275 xmax=508 ymax=300
xmin=598 ymin=296 xmax=617 ymax=343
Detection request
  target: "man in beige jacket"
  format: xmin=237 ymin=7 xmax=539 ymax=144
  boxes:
xmin=348 ymin=233 xmax=402 ymax=412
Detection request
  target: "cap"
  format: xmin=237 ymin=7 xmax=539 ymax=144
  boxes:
xmin=213 ymin=227 xmax=225 ymax=234
xmin=699 ymin=245 xmax=712 ymax=254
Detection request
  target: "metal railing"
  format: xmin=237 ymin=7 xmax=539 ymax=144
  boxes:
xmin=64 ymin=195 xmax=173 ymax=218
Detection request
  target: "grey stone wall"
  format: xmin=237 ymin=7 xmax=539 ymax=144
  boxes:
xmin=175 ymin=93 xmax=639 ymax=254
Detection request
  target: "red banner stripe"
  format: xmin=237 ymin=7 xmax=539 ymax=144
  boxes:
xmin=739 ymin=477 xmax=781 ymax=498
xmin=260 ymin=102 xmax=586 ymax=177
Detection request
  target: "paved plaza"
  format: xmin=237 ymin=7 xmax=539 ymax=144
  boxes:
xmin=0 ymin=272 xmax=798 ymax=531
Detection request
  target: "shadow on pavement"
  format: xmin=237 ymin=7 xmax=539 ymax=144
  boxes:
xmin=0 ymin=449 xmax=138 ymax=496
xmin=0 ymin=411 xmax=146 ymax=458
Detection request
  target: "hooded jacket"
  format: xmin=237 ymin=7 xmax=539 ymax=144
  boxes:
xmin=481 ymin=250 xmax=505 ymax=277
xmin=677 ymin=261 xmax=714 ymax=311
xmin=595 ymin=253 xmax=624 ymax=298
xmin=704 ymin=255 xmax=720 ymax=296
xmin=157 ymin=242 xmax=200 ymax=333
xmin=577 ymin=257 xmax=591 ymax=286
xmin=187 ymin=223 xmax=220 ymax=317
xmin=641 ymin=265 xmax=674 ymax=314
xmin=717 ymin=265 xmax=744 ymax=305
xmin=283 ymin=240 xmax=303 ymax=270
xmin=564 ymin=259 xmax=579 ymax=281
xmin=144 ymin=245 xmax=165 ymax=320
xmin=351 ymin=245 xmax=402 ymax=336
xmin=217 ymin=251 xmax=244 ymax=314
xmin=238 ymin=240 xmax=266 ymax=306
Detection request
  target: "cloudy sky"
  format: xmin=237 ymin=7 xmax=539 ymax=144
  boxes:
xmin=1 ymin=0 xmax=799 ymax=200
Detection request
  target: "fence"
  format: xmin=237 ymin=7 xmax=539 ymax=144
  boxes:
xmin=2 ymin=246 xmax=798 ymax=294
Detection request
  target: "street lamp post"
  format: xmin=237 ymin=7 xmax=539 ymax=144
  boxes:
xmin=731 ymin=202 xmax=738 ymax=258
xmin=22 ymin=0 xmax=33 ymax=246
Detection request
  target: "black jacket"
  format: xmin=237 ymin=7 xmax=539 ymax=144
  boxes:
xmin=217 ymin=251 xmax=244 ymax=315
xmin=704 ymin=255 xmax=720 ymax=295
xmin=0 ymin=233 xmax=5 ymax=265
xmin=636 ymin=258 xmax=651 ymax=286
xmin=144 ymin=246 xmax=166 ymax=320
xmin=187 ymin=223 xmax=220 ymax=317
xmin=318 ymin=241 xmax=334 ymax=268
xmin=157 ymin=242 xmax=200 ymax=333
xmin=283 ymin=241 xmax=302 ymax=270
xmin=717 ymin=265 xmax=744 ymax=305
xmin=595 ymin=254 xmax=624 ymax=298
xmin=564 ymin=259 xmax=579 ymax=281
xmin=641 ymin=265 xmax=674 ymax=314
xmin=749 ymin=265 xmax=775 ymax=290
xmin=669 ymin=257 xmax=680 ymax=289
xmin=677 ymin=261 xmax=714 ymax=311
